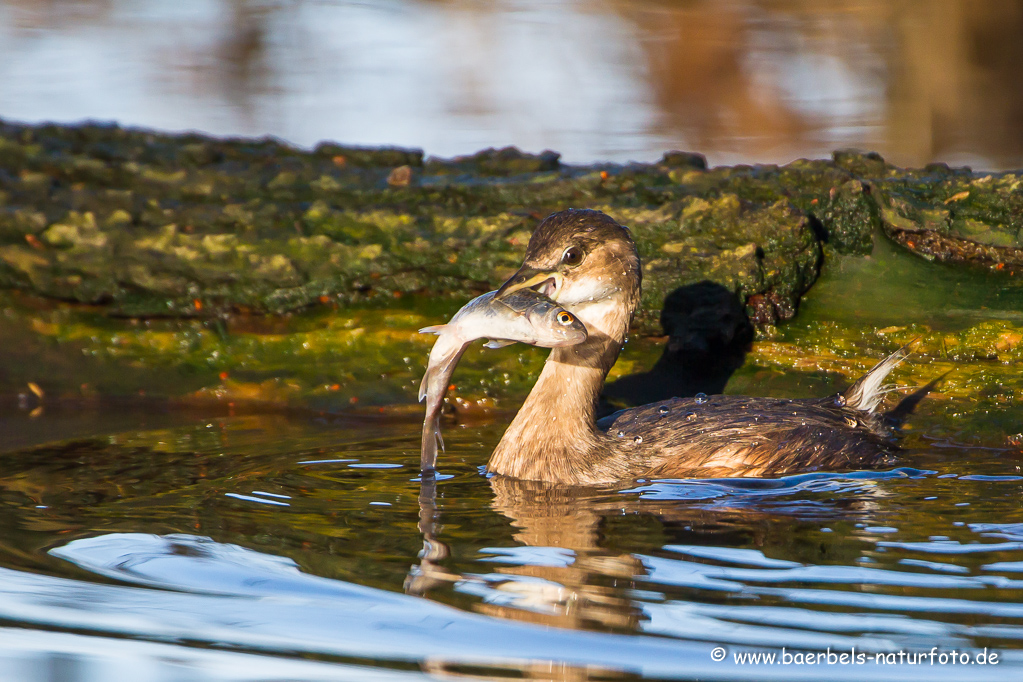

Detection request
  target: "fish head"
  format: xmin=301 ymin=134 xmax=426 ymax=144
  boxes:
xmin=523 ymin=299 xmax=588 ymax=347
xmin=487 ymin=290 xmax=588 ymax=348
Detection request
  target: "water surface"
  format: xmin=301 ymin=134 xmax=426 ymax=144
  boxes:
xmin=3 ymin=224 xmax=1023 ymax=679
xmin=3 ymin=0 xmax=1023 ymax=168
xmin=1 ymin=399 xmax=1023 ymax=680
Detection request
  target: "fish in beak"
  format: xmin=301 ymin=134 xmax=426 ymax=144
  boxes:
xmin=495 ymin=267 xmax=563 ymax=300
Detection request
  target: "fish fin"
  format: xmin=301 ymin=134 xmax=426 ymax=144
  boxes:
xmin=843 ymin=338 xmax=918 ymax=413
xmin=419 ymin=325 xmax=447 ymax=335
xmin=421 ymin=418 xmax=439 ymax=471
xmin=484 ymin=339 xmax=516 ymax=349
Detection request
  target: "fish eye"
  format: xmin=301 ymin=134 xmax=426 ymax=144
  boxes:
xmin=557 ymin=311 xmax=575 ymax=325
xmin=561 ymin=246 xmax=584 ymax=266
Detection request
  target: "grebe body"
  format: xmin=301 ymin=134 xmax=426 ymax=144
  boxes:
xmin=487 ymin=209 xmax=905 ymax=485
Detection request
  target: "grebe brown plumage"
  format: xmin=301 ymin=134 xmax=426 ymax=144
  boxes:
xmin=486 ymin=209 xmax=907 ymax=485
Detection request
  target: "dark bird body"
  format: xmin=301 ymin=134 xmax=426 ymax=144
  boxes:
xmin=485 ymin=209 xmax=907 ymax=486
xmin=597 ymin=393 xmax=895 ymax=480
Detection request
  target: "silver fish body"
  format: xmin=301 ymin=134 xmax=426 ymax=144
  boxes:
xmin=418 ymin=290 xmax=587 ymax=471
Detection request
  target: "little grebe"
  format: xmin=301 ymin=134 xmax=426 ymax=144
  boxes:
xmin=487 ymin=209 xmax=907 ymax=485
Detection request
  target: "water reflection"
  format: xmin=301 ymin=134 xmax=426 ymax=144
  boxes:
xmin=1 ymin=414 xmax=1023 ymax=678
xmin=405 ymin=464 xmax=1023 ymax=654
xmin=0 ymin=628 xmax=424 ymax=682
xmin=2 ymin=1 xmax=1023 ymax=167
xmin=38 ymin=532 xmax=716 ymax=680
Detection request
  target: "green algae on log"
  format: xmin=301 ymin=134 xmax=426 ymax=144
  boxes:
xmin=3 ymin=118 xmax=1023 ymax=430
xmin=619 ymin=196 xmax=820 ymax=328
xmin=0 ymin=119 xmax=845 ymax=329
xmin=874 ymin=171 xmax=1023 ymax=268
xmin=2 ymin=120 xmax=1021 ymax=333
xmin=0 ymin=288 xmax=551 ymax=414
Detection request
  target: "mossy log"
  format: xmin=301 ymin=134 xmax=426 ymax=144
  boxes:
xmin=1 ymin=119 xmax=1022 ymax=428
xmin=2 ymin=120 xmax=1018 ymax=331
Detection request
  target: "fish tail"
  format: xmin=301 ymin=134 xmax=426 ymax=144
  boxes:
xmin=419 ymin=335 xmax=468 ymax=470
xmin=843 ymin=338 xmax=918 ymax=413
xmin=421 ymin=408 xmax=444 ymax=471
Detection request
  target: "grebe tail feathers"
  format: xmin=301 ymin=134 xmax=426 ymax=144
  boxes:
xmin=842 ymin=339 xmax=918 ymax=414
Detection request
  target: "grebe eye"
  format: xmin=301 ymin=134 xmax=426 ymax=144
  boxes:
xmin=557 ymin=312 xmax=574 ymax=325
xmin=561 ymin=246 xmax=583 ymax=266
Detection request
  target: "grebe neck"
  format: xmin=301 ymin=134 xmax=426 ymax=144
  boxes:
xmin=488 ymin=298 xmax=632 ymax=484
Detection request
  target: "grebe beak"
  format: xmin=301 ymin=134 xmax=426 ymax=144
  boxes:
xmin=495 ymin=267 xmax=563 ymax=300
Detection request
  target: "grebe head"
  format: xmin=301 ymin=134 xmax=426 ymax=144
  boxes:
xmin=495 ymin=209 xmax=641 ymax=324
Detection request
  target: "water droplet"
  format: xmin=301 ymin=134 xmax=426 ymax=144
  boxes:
xmin=685 ymin=412 xmax=697 ymax=421
xmin=694 ymin=393 xmax=708 ymax=404
xmin=658 ymin=405 xmax=670 ymax=415
xmin=833 ymin=394 xmax=847 ymax=407
xmin=633 ymin=436 xmax=643 ymax=444
xmin=616 ymin=430 xmax=624 ymax=438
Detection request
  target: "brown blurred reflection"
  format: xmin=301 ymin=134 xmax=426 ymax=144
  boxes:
xmin=1 ymin=0 xmax=279 ymax=127
xmin=1 ymin=0 xmax=112 ymax=30
xmin=407 ymin=471 xmax=881 ymax=655
xmin=618 ymin=0 xmax=1023 ymax=167
xmin=621 ymin=0 xmax=811 ymax=154
xmin=883 ymin=0 xmax=1023 ymax=165
xmin=4 ymin=0 xmax=1023 ymax=167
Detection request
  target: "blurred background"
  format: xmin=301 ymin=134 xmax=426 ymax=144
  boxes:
xmin=1 ymin=0 xmax=1023 ymax=167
